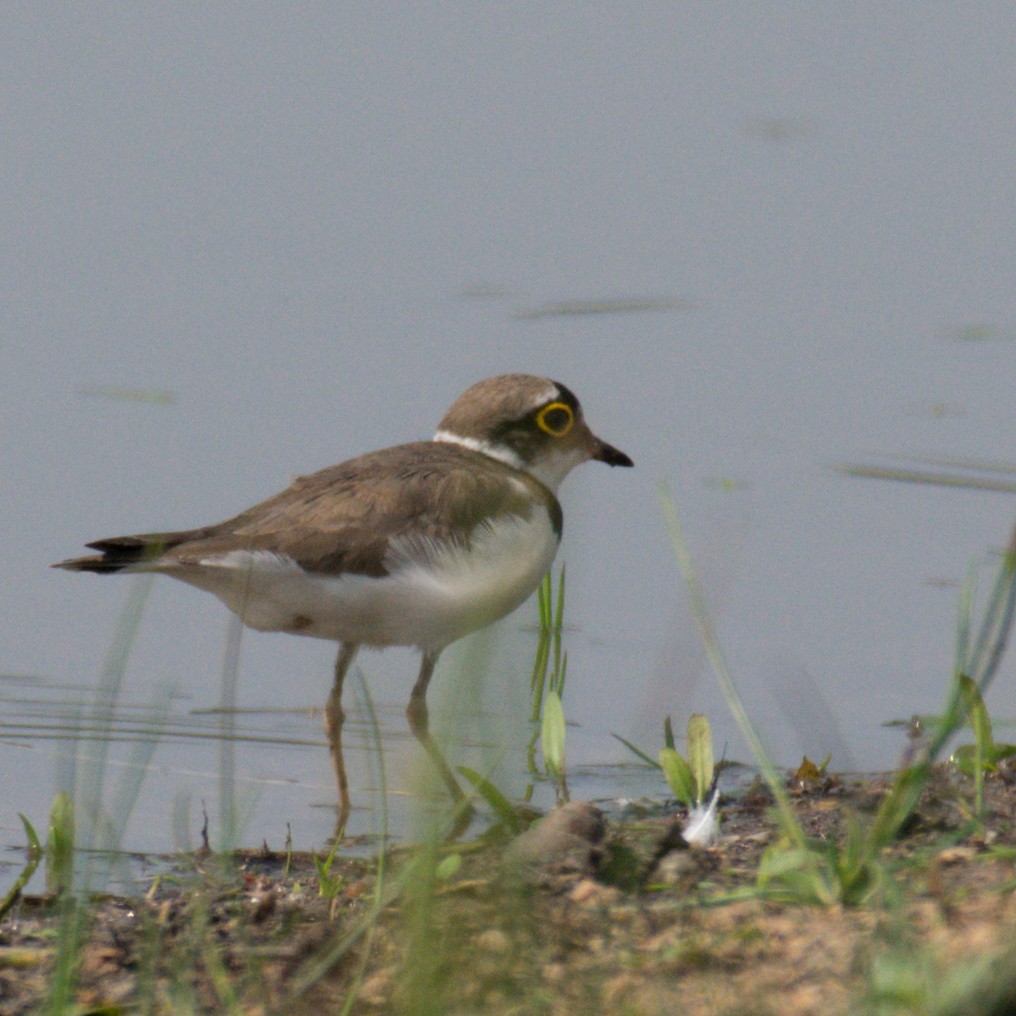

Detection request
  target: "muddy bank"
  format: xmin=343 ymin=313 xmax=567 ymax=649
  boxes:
xmin=2 ymin=766 xmax=1016 ymax=1015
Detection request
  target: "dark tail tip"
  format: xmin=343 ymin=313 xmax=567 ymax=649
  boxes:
xmin=52 ymin=556 xmax=128 ymax=574
xmin=53 ymin=534 xmax=169 ymax=574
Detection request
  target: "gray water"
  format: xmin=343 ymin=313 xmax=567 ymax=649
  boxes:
xmin=4 ymin=6 xmax=1016 ymax=866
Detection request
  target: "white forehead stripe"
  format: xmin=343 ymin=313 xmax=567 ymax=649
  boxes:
xmin=528 ymin=383 xmax=560 ymax=410
xmin=433 ymin=430 xmax=525 ymax=470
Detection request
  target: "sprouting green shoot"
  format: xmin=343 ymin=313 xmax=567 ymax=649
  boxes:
xmin=525 ymin=566 xmax=570 ymax=800
xmin=46 ymin=792 xmax=75 ymax=896
xmin=687 ymin=713 xmax=714 ymax=804
xmin=314 ymin=838 xmax=345 ymax=915
xmin=870 ymin=526 xmax=1016 ymax=848
xmin=663 ymin=714 xmax=676 ymax=750
xmin=949 ymin=677 xmax=1016 ymax=820
xmin=541 ymin=689 xmax=568 ymax=801
xmin=658 ymin=714 xmax=715 ymax=809
xmin=0 ymin=815 xmax=43 ymax=921
xmin=529 ymin=565 xmax=568 ymax=724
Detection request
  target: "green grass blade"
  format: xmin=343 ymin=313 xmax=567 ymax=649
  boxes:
xmin=552 ymin=564 xmax=566 ymax=689
xmin=610 ymin=733 xmax=663 ymax=769
xmin=959 ymin=675 xmax=992 ymax=819
xmin=541 ymin=690 xmax=566 ymax=780
xmin=954 ymin=562 xmax=976 ymax=683
xmin=659 ymin=747 xmax=695 ymax=807
xmin=0 ymin=816 xmax=43 ymax=920
xmin=969 ymin=526 xmax=1016 ymax=692
xmin=555 ymin=650 xmax=568 ymax=698
xmin=78 ymin=574 xmax=154 ymax=850
xmin=529 ymin=571 xmax=552 ymax=721
xmin=458 ymin=766 xmax=526 ymax=832
xmin=686 ymin=713 xmax=714 ymax=805
xmin=46 ymin=793 xmax=75 ymax=896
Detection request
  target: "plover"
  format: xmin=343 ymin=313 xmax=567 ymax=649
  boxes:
xmin=55 ymin=374 xmax=633 ymax=830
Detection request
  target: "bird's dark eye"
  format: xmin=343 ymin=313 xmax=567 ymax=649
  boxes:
xmin=536 ymin=402 xmax=574 ymax=437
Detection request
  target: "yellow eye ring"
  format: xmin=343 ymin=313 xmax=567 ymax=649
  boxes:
xmin=536 ymin=401 xmax=574 ymax=437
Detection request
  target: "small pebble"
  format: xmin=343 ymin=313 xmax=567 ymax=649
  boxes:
xmin=653 ymin=849 xmax=698 ymax=885
xmin=475 ymin=928 xmax=511 ymax=953
xmin=358 ymin=971 xmax=391 ymax=1006
xmin=503 ymin=801 xmax=606 ymax=882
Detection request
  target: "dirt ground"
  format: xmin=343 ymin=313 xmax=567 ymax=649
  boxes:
xmin=3 ymin=765 xmax=1016 ymax=1015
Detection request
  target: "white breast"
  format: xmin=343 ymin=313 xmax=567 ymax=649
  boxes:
xmin=160 ymin=507 xmax=560 ymax=652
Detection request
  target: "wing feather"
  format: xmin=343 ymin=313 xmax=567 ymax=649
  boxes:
xmin=75 ymin=442 xmax=562 ymax=579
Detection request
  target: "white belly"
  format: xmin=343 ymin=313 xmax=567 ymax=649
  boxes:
xmin=158 ymin=510 xmax=560 ymax=652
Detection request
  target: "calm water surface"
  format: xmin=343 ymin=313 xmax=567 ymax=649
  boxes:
xmin=5 ymin=8 xmax=1016 ymax=876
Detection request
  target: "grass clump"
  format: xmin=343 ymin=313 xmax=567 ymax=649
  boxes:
xmin=660 ymin=481 xmax=1016 ymax=906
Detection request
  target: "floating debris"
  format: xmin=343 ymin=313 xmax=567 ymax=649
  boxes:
xmin=743 ymin=116 xmax=817 ymax=143
xmin=701 ymin=475 xmax=752 ymax=491
xmin=78 ymin=385 xmax=177 ymax=406
xmin=454 ymin=283 xmax=515 ymax=301
xmin=942 ymin=323 xmax=1016 ymax=343
xmin=514 ymin=295 xmax=695 ymax=320
xmin=836 ymin=453 xmax=1016 ymax=494
xmin=904 ymin=401 xmax=967 ymax=419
